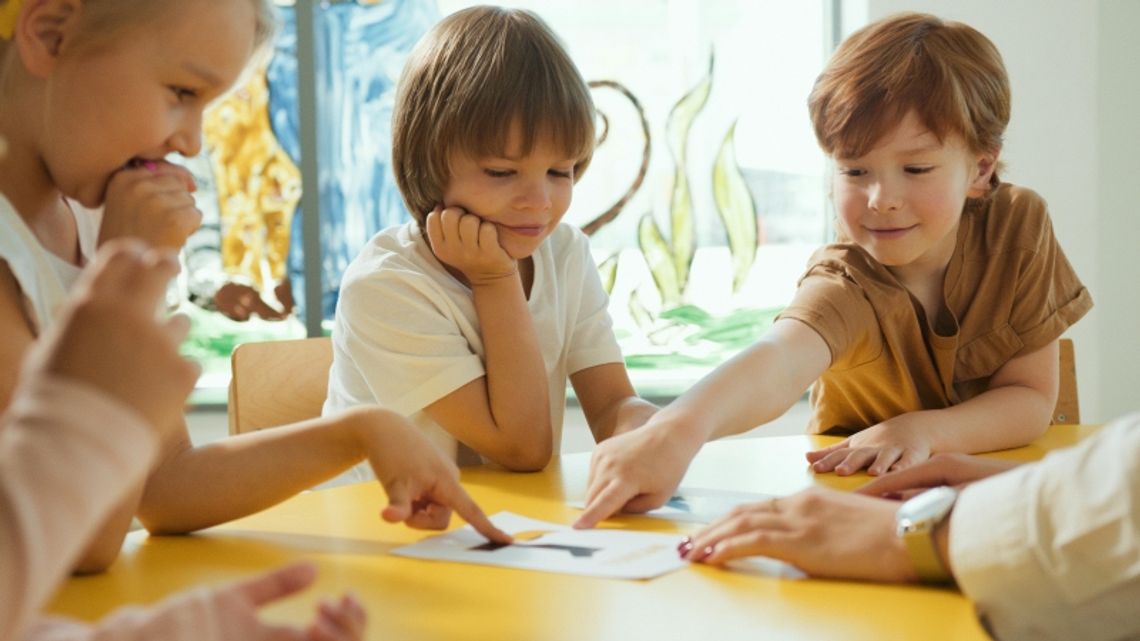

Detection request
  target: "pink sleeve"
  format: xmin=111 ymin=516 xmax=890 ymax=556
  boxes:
xmin=20 ymin=589 xmax=226 ymax=641
xmin=0 ymin=377 xmax=158 ymax=641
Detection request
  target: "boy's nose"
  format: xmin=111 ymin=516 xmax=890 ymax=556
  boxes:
xmin=868 ymin=182 xmax=901 ymax=212
xmin=516 ymin=179 xmax=552 ymax=212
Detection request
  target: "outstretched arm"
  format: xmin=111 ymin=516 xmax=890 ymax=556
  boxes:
xmin=136 ymin=406 xmax=510 ymax=543
xmin=574 ymin=319 xmax=830 ymax=528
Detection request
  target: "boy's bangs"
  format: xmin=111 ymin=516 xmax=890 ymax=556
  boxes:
xmin=826 ymin=54 xmax=962 ymax=159
xmin=456 ymin=75 xmax=594 ymax=166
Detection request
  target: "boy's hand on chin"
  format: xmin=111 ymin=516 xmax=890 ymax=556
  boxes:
xmin=425 ymin=206 xmax=517 ymax=286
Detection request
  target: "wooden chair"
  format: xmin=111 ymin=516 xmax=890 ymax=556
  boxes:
xmin=1053 ymin=338 xmax=1080 ymax=424
xmin=228 ymin=336 xmax=333 ymax=435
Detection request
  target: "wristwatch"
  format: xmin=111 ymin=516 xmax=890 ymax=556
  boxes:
xmin=895 ymin=485 xmax=958 ymax=583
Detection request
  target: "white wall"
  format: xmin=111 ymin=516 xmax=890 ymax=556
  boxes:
xmin=858 ymin=1 xmax=1140 ymax=422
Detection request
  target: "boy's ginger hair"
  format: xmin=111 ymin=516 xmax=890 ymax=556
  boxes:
xmin=809 ymin=12 xmax=1010 ymax=191
xmin=391 ymin=5 xmax=595 ymax=223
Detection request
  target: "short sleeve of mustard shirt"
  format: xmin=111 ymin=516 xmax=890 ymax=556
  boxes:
xmin=779 ymin=183 xmax=1093 ymax=434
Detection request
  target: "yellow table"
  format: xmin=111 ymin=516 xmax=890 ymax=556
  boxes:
xmin=49 ymin=425 xmax=1100 ymax=641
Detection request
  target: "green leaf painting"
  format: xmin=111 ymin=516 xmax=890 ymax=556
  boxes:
xmin=712 ymin=120 xmax=759 ymax=291
xmin=637 ymin=212 xmax=682 ymax=306
xmin=597 ymin=252 xmax=620 ymax=296
xmin=664 ymin=52 xmax=714 ymax=293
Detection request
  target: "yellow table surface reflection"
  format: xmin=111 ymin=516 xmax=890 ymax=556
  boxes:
xmin=49 ymin=425 xmax=1100 ymax=641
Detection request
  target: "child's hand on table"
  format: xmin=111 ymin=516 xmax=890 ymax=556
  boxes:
xmin=573 ymin=420 xmax=701 ymax=529
xmin=857 ymin=452 xmax=1020 ymax=499
xmin=356 ymin=412 xmax=512 ymax=544
xmin=806 ymin=415 xmax=936 ymax=476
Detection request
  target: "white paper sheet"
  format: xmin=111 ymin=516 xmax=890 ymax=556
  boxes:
xmin=391 ymin=512 xmax=687 ymax=579
xmin=571 ymin=487 xmax=775 ymax=524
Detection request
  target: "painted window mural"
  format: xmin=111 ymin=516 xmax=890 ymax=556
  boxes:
xmin=181 ymin=0 xmax=830 ymax=402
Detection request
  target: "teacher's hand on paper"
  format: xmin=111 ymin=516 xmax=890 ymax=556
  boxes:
xmin=681 ymin=489 xmax=920 ymax=583
xmin=356 ymin=411 xmax=512 ymax=544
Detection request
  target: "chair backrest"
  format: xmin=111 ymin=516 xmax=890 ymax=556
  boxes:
xmin=229 ymin=336 xmax=333 ymax=435
xmin=1053 ymin=338 xmax=1080 ymax=424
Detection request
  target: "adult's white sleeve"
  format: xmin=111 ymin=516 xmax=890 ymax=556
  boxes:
xmin=949 ymin=415 xmax=1140 ymax=641
xmin=1 ymin=377 xmax=158 ymax=641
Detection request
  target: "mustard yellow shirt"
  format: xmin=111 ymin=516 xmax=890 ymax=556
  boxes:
xmin=780 ymin=183 xmax=1092 ymax=435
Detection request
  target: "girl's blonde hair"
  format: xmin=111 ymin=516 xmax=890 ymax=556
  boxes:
xmin=809 ymin=12 xmax=1010 ymax=190
xmin=391 ymin=6 xmax=596 ymax=223
xmin=74 ymin=0 xmax=277 ymax=50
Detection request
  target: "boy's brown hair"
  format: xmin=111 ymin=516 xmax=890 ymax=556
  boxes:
xmin=392 ymin=5 xmax=595 ymax=223
xmin=809 ymin=12 xmax=1010 ymax=190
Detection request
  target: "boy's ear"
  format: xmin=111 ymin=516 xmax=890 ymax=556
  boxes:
xmin=14 ymin=0 xmax=83 ymax=78
xmin=967 ymin=149 xmax=1000 ymax=198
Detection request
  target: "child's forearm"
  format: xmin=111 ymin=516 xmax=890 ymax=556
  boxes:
xmin=71 ymin=487 xmax=144 ymax=574
xmin=470 ymin=275 xmax=552 ymax=460
xmin=657 ymin=325 xmax=830 ymax=443
xmin=913 ymin=385 xmax=1054 ymax=454
xmin=137 ymin=408 xmax=385 ymax=534
xmin=591 ymin=396 xmax=658 ymax=441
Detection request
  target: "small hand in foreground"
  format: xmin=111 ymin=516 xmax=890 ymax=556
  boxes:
xmin=100 ymin=160 xmax=202 ymax=251
xmin=857 ymin=452 xmax=1020 ymax=499
xmin=806 ymin=416 xmax=934 ymax=476
xmin=358 ymin=410 xmax=511 ymax=543
xmin=424 ymin=206 xmax=516 ymax=286
xmin=210 ymin=563 xmax=365 ymax=640
xmin=573 ymin=423 xmax=700 ymax=529
xmin=681 ymin=489 xmax=918 ymax=583
xmin=24 ymin=241 xmax=199 ymax=434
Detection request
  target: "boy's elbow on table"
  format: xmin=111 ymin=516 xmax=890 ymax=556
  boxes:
xmin=491 ymin=440 xmax=553 ymax=472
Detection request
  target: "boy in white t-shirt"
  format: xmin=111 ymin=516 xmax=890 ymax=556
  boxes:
xmin=325 ymin=6 xmax=656 ymax=474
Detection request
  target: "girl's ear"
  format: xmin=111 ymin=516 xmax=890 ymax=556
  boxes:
xmin=967 ymin=148 xmax=1000 ymax=198
xmin=13 ymin=0 xmax=83 ymax=77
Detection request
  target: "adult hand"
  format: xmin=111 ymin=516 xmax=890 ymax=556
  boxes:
xmin=24 ymin=241 xmax=199 ymax=434
xmin=806 ymin=415 xmax=934 ymax=476
xmin=100 ymin=160 xmax=202 ymax=251
xmin=682 ymin=488 xmax=918 ymax=583
xmin=857 ymin=452 xmax=1020 ymax=499
xmin=210 ymin=563 xmax=366 ymax=640
xmin=424 ymin=206 xmax=516 ymax=286
xmin=573 ymin=422 xmax=700 ymax=529
xmin=354 ymin=409 xmax=511 ymax=544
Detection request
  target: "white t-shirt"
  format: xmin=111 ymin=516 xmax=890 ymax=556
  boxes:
xmin=951 ymin=414 xmax=1140 ymax=641
xmin=324 ymin=221 xmax=623 ymax=478
xmin=0 ymin=195 xmax=100 ymax=334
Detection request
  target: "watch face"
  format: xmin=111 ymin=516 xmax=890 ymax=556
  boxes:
xmin=897 ymin=486 xmax=958 ymax=526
